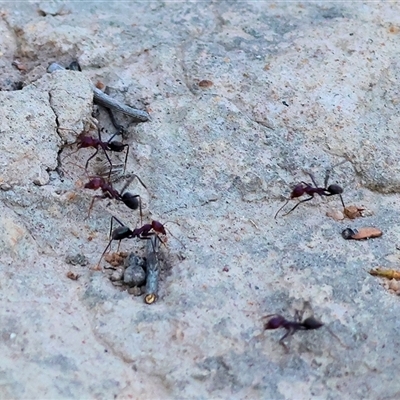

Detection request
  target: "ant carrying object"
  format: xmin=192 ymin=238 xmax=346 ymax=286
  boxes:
xmin=96 ymin=216 xmax=168 ymax=269
xmin=274 ymin=166 xmax=346 ymax=219
xmin=263 ymin=302 xmax=324 ymax=351
xmin=84 ymin=174 xmax=147 ymax=218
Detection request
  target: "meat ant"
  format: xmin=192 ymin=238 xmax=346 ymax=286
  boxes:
xmin=263 ymin=312 xmax=323 ymax=351
xmin=274 ymin=168 xmax=345 ymax=218
xmin=61 ymin=125 xmax=129 ymax=178
xmin=84 ymin=174 xmax=147 ymax=218
xmin=263 ymin=302 xmax=345 ymax=351
xmin=76 ymin=126 xmax=129 ymax=177
xmin=96 ymin=216 xmax=168 ymax=269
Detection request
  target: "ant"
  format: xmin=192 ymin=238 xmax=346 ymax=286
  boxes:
xmin=61 ymin=125 xmax=129 ymax=178
xmin=84 ymin=174 xmax=147 ymax=218
xmin=263 ymin=302 xmax=345 ymax=351
xmin=263 ymin=312 xmax=323 ymax=351
xmin=264 ymin=301 xmax=324 ymax=351
xmin=274 ymin=167 xmax=345 ymax=218
xmin=96 ymin=217 xmax=168 ymax=269
xmin=76 ymin=126 xmax=129 ymax=177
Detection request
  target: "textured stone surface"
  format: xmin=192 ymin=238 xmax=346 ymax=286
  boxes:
xmin=0 ymin=1 xmax=400 ymax=399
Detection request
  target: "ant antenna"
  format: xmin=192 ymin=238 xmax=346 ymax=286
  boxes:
xmin=159 ymin=220 xmax=186 ymax=248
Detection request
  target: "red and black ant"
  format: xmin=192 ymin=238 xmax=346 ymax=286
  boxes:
xmin=60 ymin=125 xmax=129 ymax=178
xmin=263 ymin=302 xmax=345 ymax=351
xmin=84 ymin=174 xmax=147 ymax=218
xmin=263 ymin=312 xmax=323 ymax=351
xmin=76 ymin=126 xmax=129 ymax=177
xmin=274 ymin=170 xmax=345 ymax=218
xmin=96 ymin=216 xmax=168 ymax=269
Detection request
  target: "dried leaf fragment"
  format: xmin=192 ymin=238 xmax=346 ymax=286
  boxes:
xmin=104 ymin=252 xmax=129 ymax=267
xmin=369 ymin=268 xmax=400 ymax=280
xmin=198 ymin=80 xmax=213 ymax=88
xmin=343 ymin=205 xmax=366 ymax=219
xmin=66 ymin=271 xmax=80 ymax=280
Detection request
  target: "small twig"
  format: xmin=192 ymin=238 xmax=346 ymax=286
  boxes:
xmin=144 ymin=235 xmax=160 ymax=304
xmin=47 ymin=63 xmax=150 ymax=122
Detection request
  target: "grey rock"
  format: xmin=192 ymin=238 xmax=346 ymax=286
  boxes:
xmin=123 ymin=254 xmax=146 ymax=287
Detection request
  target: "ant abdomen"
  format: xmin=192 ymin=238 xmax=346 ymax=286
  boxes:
xmin=121 ymin=193 xmax=140 ymax=210
xmin=112 ymin=226 xmax=134 ymax=240
xmin=108 ymin=141 xmax=126 ymax=153
xmin=301 ymin=317 xmax=324 ymax=330
xmin=327 ymin=184 xmax=343 ymax=195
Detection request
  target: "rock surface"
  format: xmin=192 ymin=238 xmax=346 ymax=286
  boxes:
xmin=0 ymin=1 xmax=400 ymax=399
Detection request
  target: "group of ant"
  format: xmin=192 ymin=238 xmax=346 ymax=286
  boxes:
xmin=266 ymin=162 xmax=348 ymax=349
xmin=63 ymin=107 xmax=170 ymax=270
xmin=67 ymin=93 xmax=345 ymax=346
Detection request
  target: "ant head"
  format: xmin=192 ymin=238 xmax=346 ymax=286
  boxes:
xmin=264 ymin=314 xmax=286 ymax=330
xmin=112 ymin=226 xmax=134 ymax=240
xmin=327 ymin=184 xmax=343 ymax=195
xmin=302 ymin=317 xmax=323 ymax=330
xmin=151 ymin=220 xmax=167 ymax=235
xmin=291 ymin=183 xmax=306 ymax=199
xmin=84 ymin=177 xmax=104 ymax=189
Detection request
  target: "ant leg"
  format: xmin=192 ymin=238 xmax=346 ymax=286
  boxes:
xmin=60 ymin=146 xmax=81 ymax=165
xmin=305 ymin=174 xmax=319 ymax=188
xmin=274 ymin=199 xmax=289 ymax=219
xmin=279 ymin=326 xmax=296 ymax=351
xmin=324 ymin=160 xmax=348 ymax=188
xmin=96 ymin=238 xmax=113 ymax=269
xmin=109 ymin=215 xmax=127 ymax=237
xmin=263 ymin=314 xmax=280 ymax=319
xmin=139 ymin=232 xmax=167 ymax=249
xmin=325 ymin=192 xmax=346 ymax=208
xmin=87 ymin=195 xmax=106 ymax=218
xmin=122 ymin=144 xmax=129 ymax=175
xmin=282 ymin=196 xmax=314 ymax=216
xmin=105 ymin=103 xmax=125 ymax=135
xmin=120 ymin=174 xmax=148 ymax=193
xmin=85 ymin=148 xmax=100 ymax=170
xmin=294 ymin=309 xmax=303 ymax=323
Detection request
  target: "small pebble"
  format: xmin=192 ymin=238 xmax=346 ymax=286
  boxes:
xmin=326 ymin=209 xmax=344 ymax=221
xmin=128 ymin=286 xmax=142 ymax=296
xmin=65 ymin=254 xmax=88 ymax=266
xmin=123 ymin=253 xmax=146 ymax=286
xmin=110 ymin=268 xmax=124 ymax=281
xmin=388 ymin=279 xmax=400 ymax=292
xmin=124 ymin=265 xmax=146 ymax=287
